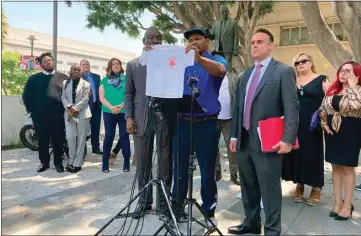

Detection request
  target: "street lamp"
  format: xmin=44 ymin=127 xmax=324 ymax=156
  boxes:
xmin=26 ymin=35 xmax=37 ymax=57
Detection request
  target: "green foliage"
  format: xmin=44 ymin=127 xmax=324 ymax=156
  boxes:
xmin=66 ymin=1 xmax=275 ymax=45
xmin=1 ymin=52 xmax=39 ymax=95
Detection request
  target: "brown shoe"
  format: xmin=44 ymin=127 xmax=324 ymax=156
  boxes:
xmin=109 ymin=152 xmax=117 ymax=165
xmin=306 ymin=188 xmax=321 ymax=206
xmin=293 ymin=184 xmax=304 ymax=203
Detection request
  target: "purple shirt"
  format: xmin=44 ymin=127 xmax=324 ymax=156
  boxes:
xmin=183 ymin=52 xmax=228 ymax=117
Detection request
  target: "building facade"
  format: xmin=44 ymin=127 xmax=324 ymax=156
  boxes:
xmin=4 ymin=27 xmax=136 ymax=78
xmin=231 ymin=2 xmax=350 ymax=78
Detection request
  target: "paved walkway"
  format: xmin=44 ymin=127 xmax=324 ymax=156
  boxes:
xmin=1 ymin=144 xmax=361 ymax=235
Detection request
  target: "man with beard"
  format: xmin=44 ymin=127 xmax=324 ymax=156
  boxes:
xmin=22 ymin=52 xmax=68 ymax=173
xmin=124 ymin=26 xmax=176 ymax=218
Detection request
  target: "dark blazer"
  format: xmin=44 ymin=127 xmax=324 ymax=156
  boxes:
xmin=82 ymin=72 xmax=101 ymax=106
xmin=230 ymin=58 xmax=299 ymax=152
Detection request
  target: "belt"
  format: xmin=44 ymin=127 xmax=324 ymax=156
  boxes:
xmin=181 ymin=115 xmax=218 ymax=122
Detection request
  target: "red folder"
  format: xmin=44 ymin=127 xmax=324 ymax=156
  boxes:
xmin=257 ymin=117 xmax=299 ymax=153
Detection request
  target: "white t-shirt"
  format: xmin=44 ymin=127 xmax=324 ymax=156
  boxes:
xmin=139 ymin=45 xmax=195 ymax=98
xmin=218 ymin=74 xmax=232 ymax=120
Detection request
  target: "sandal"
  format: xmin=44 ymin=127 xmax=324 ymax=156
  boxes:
xmin=293 ymin=184 xmax=304 ymax=203
xmin=306 ymin=188 xmax=321 ymax=206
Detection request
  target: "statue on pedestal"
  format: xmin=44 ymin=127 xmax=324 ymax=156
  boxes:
xmin=212 ymin=5 xmax=239 ymax=71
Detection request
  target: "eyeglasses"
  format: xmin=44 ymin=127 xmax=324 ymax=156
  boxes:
xmin=294 ymin=59 xmax=310 ymax=66
xmin=339 ymin=69 xmax=351 ymax=74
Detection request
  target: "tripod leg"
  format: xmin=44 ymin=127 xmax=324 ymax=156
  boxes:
xmin=160 ymin=181 xmax=182 ymax=235
xmin=94 ymin=180 xmax=155 ymax=236
xmin=192 ymin=201 xmax=223 ymax=236
xmin=153 ymin=224 xmax=165 ymax=236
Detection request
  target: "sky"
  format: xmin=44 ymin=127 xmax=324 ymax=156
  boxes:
xmin=2 ymin=1 xmax=165 ymax=56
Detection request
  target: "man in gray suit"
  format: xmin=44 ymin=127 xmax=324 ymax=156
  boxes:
xmin=212 ymin=5 xmax=239 ymax=71
xmin=124 ymin=27 xmax=175 ymax=218
xmin=227 ymin=28 xmax=299 ymax=236
xmin=61 ymin=64 xmax=92 ymax=173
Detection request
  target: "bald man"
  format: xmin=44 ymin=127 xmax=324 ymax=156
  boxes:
xmin=61 ymin=64 xmax=92 ymax=173
xmin=124 ymin=26 xmax=176 ymax=218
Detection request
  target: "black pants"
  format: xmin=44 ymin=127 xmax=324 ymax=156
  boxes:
xmin=33 ymin=114 xmax=65 ymax=166
xmin=89 ymin=103 xmax=102 ymax=152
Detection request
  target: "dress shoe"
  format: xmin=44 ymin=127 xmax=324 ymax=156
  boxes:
xmin=54 ymin=164 xmax=64 ymax=173
xmin=228 ymin=223 xmax=261 ymax=235
xmin=230 ymin=174 xmax=240 ymax=185
xmin=132 ymin=204 xmax=152 ymax=219
xmin=92 ymin=149 xmax=103 ymax=155
xmin=69 ymin=167 xmax=81 ymax=173
xmin=335 ymin=204 xmax=354 ymax=221
xmin=216 ymin=171 xmax=222 ymax=181
xmin=355 ymin=184 xmax=361 ymax=191
xmin=37 ymin=164 xmax=50 ymax=172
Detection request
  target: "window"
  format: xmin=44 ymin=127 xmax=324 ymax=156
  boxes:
xmin=280 ymin=22 xmax=347 ymax=46
xmin=67 ymin=62 xmax=76 ymax=65
xmin=57 ymin=60 xmax=63 ymax=64
xmin=300 ymin=27 xmax=311 ymax=44
xmin=280 ymin=28 xmax=290 ymax=46
xmin=91 ymin=65 xmax=99 ymax=69
xmin=290 ymin=27 xmax=300 ymax=45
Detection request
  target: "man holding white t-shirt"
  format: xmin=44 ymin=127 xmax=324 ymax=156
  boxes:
xmin=124 ymin=27 xmax=176 ymax=219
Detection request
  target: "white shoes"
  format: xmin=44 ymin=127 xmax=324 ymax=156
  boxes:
xmin=237 ymin=191 xmax=264 ymax=209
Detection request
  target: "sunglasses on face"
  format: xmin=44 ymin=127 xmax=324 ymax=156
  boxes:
xmin=294 ymin=59 xmax=310 ymax=66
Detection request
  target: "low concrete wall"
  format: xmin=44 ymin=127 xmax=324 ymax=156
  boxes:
xmin=1 ymin=96 xmax=106 ymax=146
xmin=1 ymin=95 xmax=225 ymax=148
xmin=1 ymin=96 xmax=27 ymax=146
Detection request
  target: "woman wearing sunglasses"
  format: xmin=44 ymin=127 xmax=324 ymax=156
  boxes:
xmin=320 ymin=61 xmax=361 ymax=220
xmin=99 ymin=58 xmax=131 ymax=173
xmin=282 ymin=53 xmax=330 ymax=206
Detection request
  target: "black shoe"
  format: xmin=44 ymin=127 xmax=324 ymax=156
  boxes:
xmin=54 ymin=164 xmax=64 ymax=173
xmin=228 ymin=222 xmax=262 ymax=235
xmin=216 ymin=171 xmax=222 ymax=181
xmin=37 ymin=164 xmax=50 ymax=172
xmin=65 ymin=164 xmax=74 ymax=172
xmin=355 ymin=184 xmax=361 ymax=191
xmin=132 ymin=204 xmax=152 ymax=219
xmin=230 ymin=174 xmax=240 ymax=185
xmin=92 ymin=149 xmax=103 ymax=155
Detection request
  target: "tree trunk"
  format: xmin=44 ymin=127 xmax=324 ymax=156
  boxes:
xmin=331 ymin=1 xmax=361 ymax=62
xmin=299 ymin=1 xmax=353 ymax=68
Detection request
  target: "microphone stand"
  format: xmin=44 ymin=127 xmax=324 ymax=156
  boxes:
xmin=176 ymin=83 xmax=223 ymax=236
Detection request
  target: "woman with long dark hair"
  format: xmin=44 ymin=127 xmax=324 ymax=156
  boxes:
xmin=99 ymin=58 xmax=131 ymax=173
xmin=320 ymin=61 xmax=361 ymax=220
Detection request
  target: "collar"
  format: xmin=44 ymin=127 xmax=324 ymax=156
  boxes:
xmin=255 ymin=56 xmax=272 ymax=68
xmin=42 ymin=70 xmax=55 ymax=75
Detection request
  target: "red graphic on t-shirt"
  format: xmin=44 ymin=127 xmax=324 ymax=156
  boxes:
xmin=169 ymin=57 xmax=176 ymax=69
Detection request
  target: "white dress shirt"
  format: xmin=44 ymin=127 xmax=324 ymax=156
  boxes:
xmin=218 ymin=74 xmax=232 ymax=120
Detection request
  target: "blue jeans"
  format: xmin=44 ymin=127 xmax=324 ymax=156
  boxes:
xmin=172 ymin=118 xmax=218 ymax=216
xmin=102 ymin=112 xmax=130 ymax=171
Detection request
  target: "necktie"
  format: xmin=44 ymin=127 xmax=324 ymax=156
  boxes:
xmin=243 ymin=64 xmax=263 ymax=130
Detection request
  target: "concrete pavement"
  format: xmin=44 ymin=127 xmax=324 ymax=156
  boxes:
xmin=1 ymin=144 xmax=361 ymax=235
